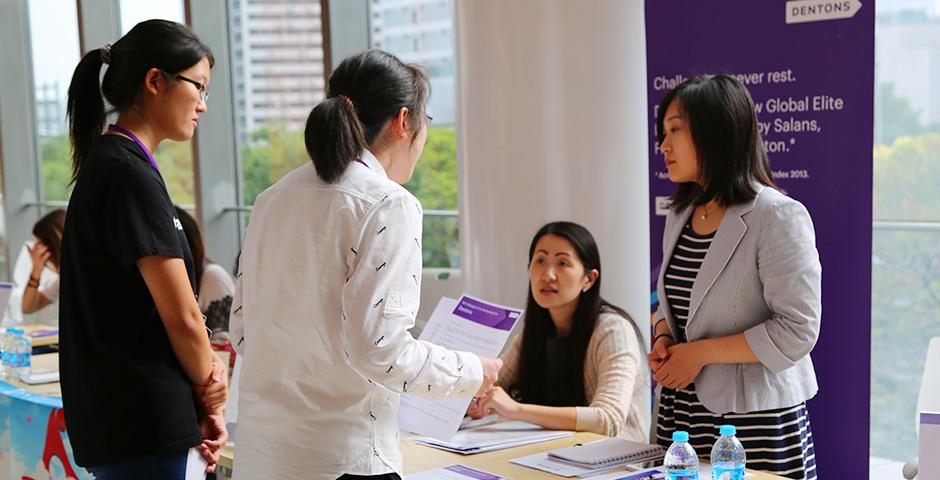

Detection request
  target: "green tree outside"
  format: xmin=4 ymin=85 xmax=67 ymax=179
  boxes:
xmin=870 ymin=130 xmax=940 ymax=461
xmin=404 ymin=126 xmax=459 ymax=268
xmin=40 ymin=133 xmax=196 ymax=206
xmin=240 ymin=123 xmax=460 ymax=268
xmin=39 ymin=135 xmax=72 ymax=202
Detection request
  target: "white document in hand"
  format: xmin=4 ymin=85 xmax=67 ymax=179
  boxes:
xmin=398 ymin=294 xmax=523 ymax=440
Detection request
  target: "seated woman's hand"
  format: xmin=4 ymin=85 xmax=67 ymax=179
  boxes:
xmin=477 ymin=386 xmax=522 ymax=420
xmin=466 ymin=397 xmax=486 ymax=419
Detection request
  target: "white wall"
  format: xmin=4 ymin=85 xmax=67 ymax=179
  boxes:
xmin=455 ymin=0 xmax=650 ymax=338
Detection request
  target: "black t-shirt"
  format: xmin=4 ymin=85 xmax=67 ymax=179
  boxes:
xmin=59 ymin=135 xmax=201 ymax=467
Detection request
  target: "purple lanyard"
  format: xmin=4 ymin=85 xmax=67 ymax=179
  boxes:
xmin=108 ymin=124 xmax=160 ymax=172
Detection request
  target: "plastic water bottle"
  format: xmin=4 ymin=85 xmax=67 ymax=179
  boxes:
xmin=0 ymin=328 xmax=16 ymax=380
xmin=664 ymin=430 xmax=699 ymax=480
xmin=9 ymin=329 xmax=31 ymax=380
xmin=711 ymin=425 xmax=746 ymax=480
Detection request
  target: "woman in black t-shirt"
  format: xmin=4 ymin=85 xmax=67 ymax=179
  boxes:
xmin=59 ymin=20 xmax=227 ymax=479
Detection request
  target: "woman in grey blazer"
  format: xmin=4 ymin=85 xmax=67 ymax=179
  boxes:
xmin=649 ymin=75 xmax=821 ymax=480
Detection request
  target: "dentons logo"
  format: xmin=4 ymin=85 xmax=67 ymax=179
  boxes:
xmin=785 ymin=0 xmax=862 ymax=24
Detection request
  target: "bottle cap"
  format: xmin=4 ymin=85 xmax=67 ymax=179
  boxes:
xmin=672 ymin=431 xmax=689 ymax=442
xmin=720 ymin=425 xmax=736 ymax=436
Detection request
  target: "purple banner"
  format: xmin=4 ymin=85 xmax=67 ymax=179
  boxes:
xmin=645 ymin=1 xmax=873 ymax=478
xmin=452 ymin=296 xmax=520 ymax=332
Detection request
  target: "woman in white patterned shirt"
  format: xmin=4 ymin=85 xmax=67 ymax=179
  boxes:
xmin=230 ymin=50 xmax=502 ymax=480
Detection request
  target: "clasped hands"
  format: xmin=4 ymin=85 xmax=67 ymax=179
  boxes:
xmin=648 ymin=336 xmax=706 ymax=391
xmin=191 ymin=354 xmax=229 ymax=473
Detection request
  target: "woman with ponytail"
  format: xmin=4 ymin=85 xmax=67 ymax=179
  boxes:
xmin=230 ymin=49 xmax=502 ymax=480
xmin=59 ymin=20 xmax=227 ymax=479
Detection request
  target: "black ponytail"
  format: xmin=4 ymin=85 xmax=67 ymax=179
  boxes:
xmin=304 ymin=97 xmax=367 ymax=184
xmin=66 ymin=49 xmax=107 ymax=183
xmin=304 ymin=49 xmax=430 ymax=184
xmin=66 ymin=20 xmax=213 ymax=183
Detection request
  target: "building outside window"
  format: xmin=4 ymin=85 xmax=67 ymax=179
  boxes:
xmin=370 ymin=0 xmax=459 ymax=268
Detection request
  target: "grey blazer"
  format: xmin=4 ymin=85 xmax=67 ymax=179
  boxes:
xmin=654 ymin=185 xmax=821 ymax=414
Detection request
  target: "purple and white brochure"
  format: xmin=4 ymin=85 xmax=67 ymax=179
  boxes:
xmin=921 ymin=412 xmax=940 ymax=480
xmin=398 ymin=294 xmax=523 ymax=441
xmin=405 ymin=464 xmax=504 ymax=480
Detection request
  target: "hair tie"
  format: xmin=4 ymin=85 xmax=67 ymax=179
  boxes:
xmin=336 ymin=94 xmax=356 ymax=113
xmin=100 ymin=43 xmax=112 ymax=64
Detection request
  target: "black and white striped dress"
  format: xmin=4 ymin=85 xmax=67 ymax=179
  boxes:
xmin=656 ymin=220 xmax=817 ymax=480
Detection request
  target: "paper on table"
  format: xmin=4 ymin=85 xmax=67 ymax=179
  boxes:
xmin=510 ymin=451 xmax=623 ymax=477
xmin=417 ymin=421 xmax=572 ymax=454
xmin=405 ymin=464 xmax=505 ymax=480
xmin=576 ymin=467 xmax=665 ymax=480
xmin=398 ymin=295 xmax=523 ymax=440
xmin=27 ymin=329 xmax=58 ymax=338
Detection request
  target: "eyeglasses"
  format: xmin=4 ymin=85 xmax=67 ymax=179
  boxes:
xmin=161 ymin=70 xmax=209 ymax=103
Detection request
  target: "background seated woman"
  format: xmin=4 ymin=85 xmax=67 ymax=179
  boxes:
xmin=22 ymin=209 xmax=66 ymax=316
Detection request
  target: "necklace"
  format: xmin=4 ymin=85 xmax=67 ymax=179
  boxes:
xmin=700 ymin=203 xmax=715 ymax=220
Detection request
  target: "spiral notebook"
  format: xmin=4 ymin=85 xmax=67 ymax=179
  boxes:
xmin=547 ymin=438 xmax=665 ymax=468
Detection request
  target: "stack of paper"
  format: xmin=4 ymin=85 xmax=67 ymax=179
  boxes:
xmin=416 ymin=421 xmax=573 ymax=454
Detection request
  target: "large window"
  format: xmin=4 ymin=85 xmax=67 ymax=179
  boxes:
xmin=28 ymin=0 xmax=80 ymax=204
xmin=870 ymin=2 xmax=940 ymax=474
xmin=230 ymin=0 xmax=326 ymax=213
xmin=120 ymin=0 xmax=196 ymax=208
xmin=370 ymin=0 xmax=459 ymax=268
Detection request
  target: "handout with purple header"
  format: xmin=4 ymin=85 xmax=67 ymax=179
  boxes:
xmin=398 ymin=294 xmax=523 ymax=440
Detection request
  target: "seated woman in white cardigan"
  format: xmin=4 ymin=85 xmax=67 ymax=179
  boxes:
xmin=468 ymin=221 xmax=649 ymax=441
